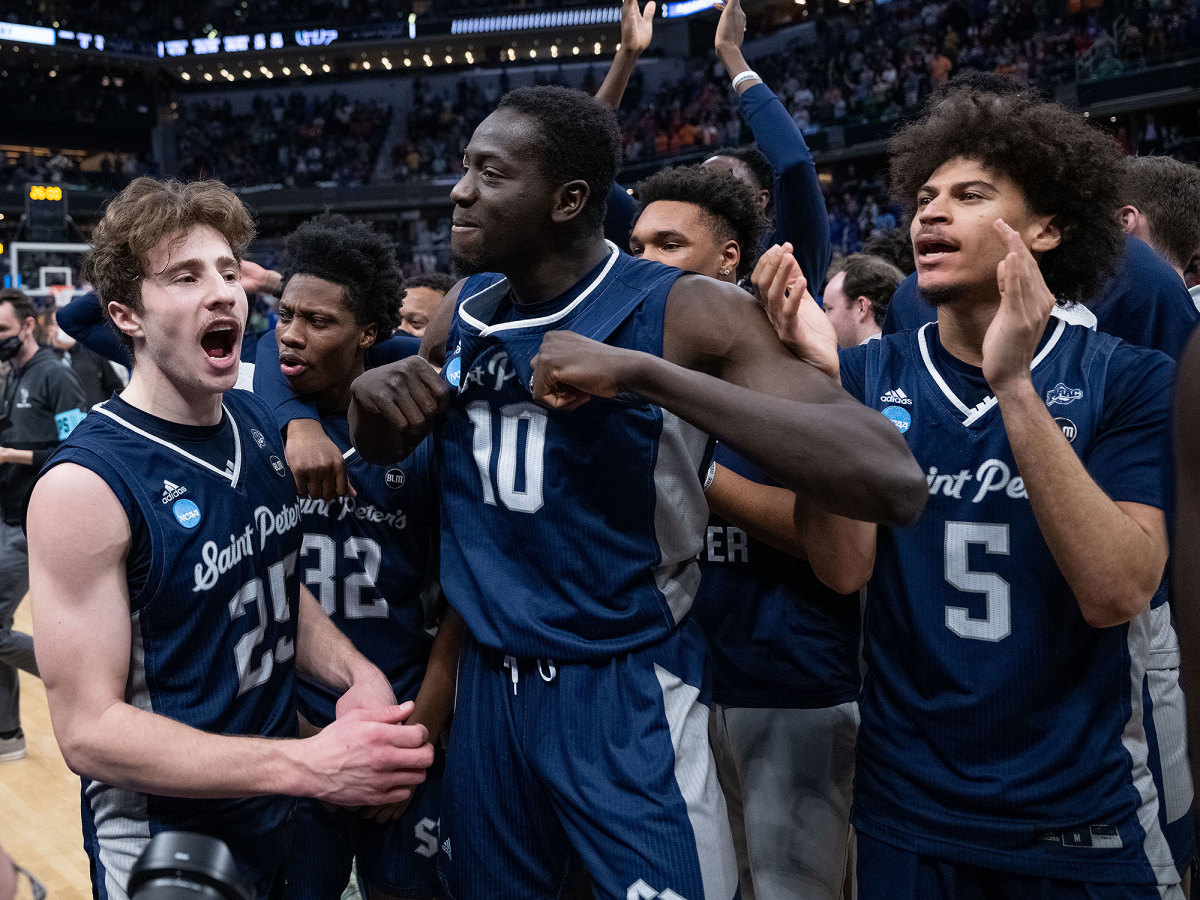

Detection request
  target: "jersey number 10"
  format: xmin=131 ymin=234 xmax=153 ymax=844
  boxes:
xmin=467 ymin=401 xmax=547 ymax=514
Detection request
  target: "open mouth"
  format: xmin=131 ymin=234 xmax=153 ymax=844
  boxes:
xmin=278 ymin=353 xmax=307 ymax=377
xmin=201 ymin=323 xmax=237 ymax=360
xmin=915 ymin=235 xmax=959 ymax=260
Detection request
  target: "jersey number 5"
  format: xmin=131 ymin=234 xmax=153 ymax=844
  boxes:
xmin=943 ymin=521 xmax=1011 ymax=642
xmin=467 ymin=401 xmax=547 ymax=514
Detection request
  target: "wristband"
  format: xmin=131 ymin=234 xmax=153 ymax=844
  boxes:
xmin=703 ymin=460 xmax=718 ymax=493
xmin=731 ymin=70 xmax=761 ymax=90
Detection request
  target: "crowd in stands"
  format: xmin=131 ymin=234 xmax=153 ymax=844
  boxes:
xmin=174 ymin=92 xmax=391 ymax=188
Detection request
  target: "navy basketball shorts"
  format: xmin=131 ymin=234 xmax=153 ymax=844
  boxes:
xmin=857 ymin=832 xmax=1183 ymax=900
xmin=439 ymin=619 xmax=739 ymax=900
xmin=284 ymin=754 xmax=444 ymax=899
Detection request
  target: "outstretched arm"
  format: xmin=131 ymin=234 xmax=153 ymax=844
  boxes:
xmin=29 ymin=464 xmax=433 ymax=807
xmin=714 ymin=0 xmax=830 ymax=285
xmin=595 ymin=0 xmax=656 ymax=109
xmin=531 ymin=274 xmax=926 ymax=525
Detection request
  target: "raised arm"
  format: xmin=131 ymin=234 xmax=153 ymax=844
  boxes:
xmin=28 ymin=463 xmax=433 ymax=806
xmin=57 ymin=291 xmax=131 ymax=367
xmin=531 ymin=274 xmax=926 ymax=525
xmin=595 ymin=0 xmax=656 ymax=109
xmin=714 ymin=0 xmax=830 ymax=285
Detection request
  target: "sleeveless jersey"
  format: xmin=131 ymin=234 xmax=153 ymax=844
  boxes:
xmin=841 ymin=321 xmax=1178 ymax=885
xmin=43 ymin=390 xmax=303 ymax=895
xmin=437 ymin=243 xmax=712 ymax=661
xmin=296 ymin=413 xmax=438 ymax=725
xmin=692 ymin=444 xmax=861 ymax=708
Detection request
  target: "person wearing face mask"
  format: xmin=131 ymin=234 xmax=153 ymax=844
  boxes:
xmin=0 ymin=287 xmax=85 ymax=762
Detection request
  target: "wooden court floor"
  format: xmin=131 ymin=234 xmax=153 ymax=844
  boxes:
xmin=0 ymin=596 xmax=92 ymax=898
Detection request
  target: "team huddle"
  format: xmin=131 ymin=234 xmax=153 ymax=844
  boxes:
xmin=13 ymin=33 xmax=1200 ymax=900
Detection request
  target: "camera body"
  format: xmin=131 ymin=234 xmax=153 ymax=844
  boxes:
xmin=127 ymin=832 xmax=253 ymax=900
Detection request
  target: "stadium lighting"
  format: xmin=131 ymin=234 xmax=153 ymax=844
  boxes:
xmin=465 ymin=51 xmax=474 ymax=64
xmin=573 ymin=45 xmax=580 ymax=55
xmin=423 ymin=53 xmax=433 ymax=66
xmin=381 ymin=57 xmax=391 ymax=69
xmin=403 ymin=56 xmax=411 ymax=66
xmin=242 ymin=69 xmax=251 ymax=77
xmin=281 ymin=66 xmax=290 ymax=74
xmin=321 ymin=62 xmax=330 ymax=71
xmin=529 ymin=49 xmax=536 ymax=58
xmin=551 ymin=45 xmax=558 ymax=57
xmin=204 ymin=72 xmax=213 ymax=80
xmin=362 ymin=60 xmax=370 ymax=69
xmin=445 ymin=54 xmax=453 ymax=63
xmin=180 ymin=71 xmax=189 ymax=80
xmin=593 ymin=41 xmax=602 ymax=53
xmin=507 ymin=48 xmax=515 ymax=60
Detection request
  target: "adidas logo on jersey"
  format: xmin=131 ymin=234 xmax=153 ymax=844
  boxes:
xmin=880 ymin=388 xmax=912 ymax=405
xmin=161 ymin=480 xmax=187 ymax=504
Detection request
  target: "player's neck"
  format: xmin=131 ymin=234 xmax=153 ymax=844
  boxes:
xmin=935 ymin=294 xmax=1001 ymax=368
xmin=120 ymin=370 xmax=226 ymax=426
xmin=505 ymin=236 xmax=611 ymax=309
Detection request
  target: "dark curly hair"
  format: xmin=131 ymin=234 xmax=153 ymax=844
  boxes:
xmin=406 ymin=272 xmax=457 ymax=295
xmin=889 ymin=74 xmax=1124 ymax=304
xmin=708 ymin=145 xmax=774 ymax=205
xmin=497 ymin=85 xmax=620 ymax=232
xmin=633 ymin=165 xmax=770 ymax=279
xmin=282 ymin=213 xmax=403 ymax=336
xmin=84 ymin=177 xmax=255 ymax=355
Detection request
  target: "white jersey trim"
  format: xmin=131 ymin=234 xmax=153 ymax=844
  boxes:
xmin=916 ymin=319 xmax=1066 ymax=427
xmin=457 ymin=240 xmax=621 ymax=336
xmin=92 ymin=401 xmax=245 ymax=487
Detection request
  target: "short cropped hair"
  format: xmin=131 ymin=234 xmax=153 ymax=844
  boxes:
xmin=633 ymin=165 xmax=769 ymax=278
xmin=0 ymin=288 xmax=38 ymax=326
xmin=283 ymin=213 xmax=403 ymax=336
xmin=889 ymin=74 xmax=1124 ymax=303
xmin=710 ymin=145 xmax=774 ymax=207
xmin=1120 ymin=156 xmax=1200 ymax=271
xmin=406 ymin=272 xmax=457 ymax=295
xmin=497 ymin=86 xmax=620 ymax=231
xmin=827 ymin=253 xmax=905 ymax=326
xmin=84 ymin=177 xmax=255 ymax=352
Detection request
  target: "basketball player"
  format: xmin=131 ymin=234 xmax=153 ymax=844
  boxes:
xmin=767 ymin=79 xmax=1184 ymax=898
xmin=630 ymin=163 xmax=862 ymax=900
xmin=348 ymin=85 xmax=926 ymax=900
xmin=268 ymin=212 xmax=457 ymax=900
xmin=25 ymin=178 xmax=434 ymax=900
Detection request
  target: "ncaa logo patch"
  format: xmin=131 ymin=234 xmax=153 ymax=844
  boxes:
xmin=1055 ymin=417 xmax=1078 ymax=443
xmin=250 ymin=428 xmax=267 ymax=449
xmin=881 ymin=404 xmax=912 ymax=434
xmin=173 ymin=498 xmax=202 ymax=529
xmin=385 ymin=468 xmax=406 ymax=489
xmin=445 ymin=356 xmax=462 ymax=389
xmin=270 ymin=455 xmax=287 ymax=477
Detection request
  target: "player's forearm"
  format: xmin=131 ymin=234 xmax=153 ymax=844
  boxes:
xmin=716 ymin=43 xmax=754 ymax=89
xmin=625 ymin=354 xmax=927 ymax=525
xmin=705 ymin=464 xmax=809 ymax=558
xmin=50 ymin=696 xmax=317 ymax=799
xmin=0 ymin=448 xmax=33 ymax=466
xmin=409 ymin=606 xmax=464 ymax=741
xmin=596 ymin=47 xmax=642 ymax=108
xmin=295 ymin=588 xmax=383 ymax=695
xmin=996 ymin=380 xmax=1165 ymax=625
xmin=800 ymin=509 xmax=877 ymax=595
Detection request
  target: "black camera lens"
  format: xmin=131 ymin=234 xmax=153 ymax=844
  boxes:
xmin=127 ymin=832 xmax=252 ymax=900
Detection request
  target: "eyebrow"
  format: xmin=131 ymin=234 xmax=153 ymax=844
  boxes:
xmin=639 ymin=229 xmax=691 ymax=243
xmin=918 ymin=179 xmax=997 ymax=195
xmin=157 ymin=255 xmax=239 ymax=279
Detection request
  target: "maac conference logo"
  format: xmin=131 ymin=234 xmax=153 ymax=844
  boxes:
xmin=881 ymin=404 xmax=912 ymax=434
xmin=173 ymin=498 xmax=202 ymax=529
xmin=1045 ymin=383 xmax=1083 ymax=407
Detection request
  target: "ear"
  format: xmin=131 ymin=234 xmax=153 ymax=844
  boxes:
xmin=551 ymin=179 xmax=591 ymax=224
xmin=720 ymin=240 xmax=741 ymax=279
xmin=758 ymin=189 xmax=771 ymax=211
xmin=855 ymin=296 xmax=874 ymax=324
xmin=359 ymin=322 xmax=378 ymax=349
xmin=1027 ymin=215 xmax=1062 ymax=254
xmin=1119 ymin=205 xmax=1141 ymax=235
xmin=107 ymin=300 xmax=144 ymax=342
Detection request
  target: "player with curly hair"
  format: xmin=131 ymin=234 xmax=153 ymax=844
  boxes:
xmin=765 ymin=74 xmax=1188 ymax=898
xmin=268 ymin=211 xmax=459 ymax=900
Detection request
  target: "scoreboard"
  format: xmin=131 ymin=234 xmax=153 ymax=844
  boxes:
xmin=26 ymin=184 xmax=69 ymax=241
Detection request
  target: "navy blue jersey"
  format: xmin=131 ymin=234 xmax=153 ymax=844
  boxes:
xmin=296 ymin=413 xmax=439 ymax=725
xmin=883 ymin=237 xmax=1199 ymax=361
xmin=840 ymin=321 xmax=1177 ymax=884
xmin=692 ymin=444 xmax=861 ymax=708
xmin=437 ymin=243 xmax=712 ymax=661
xmin=43 ymin=390 xmax=302 ymax=897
